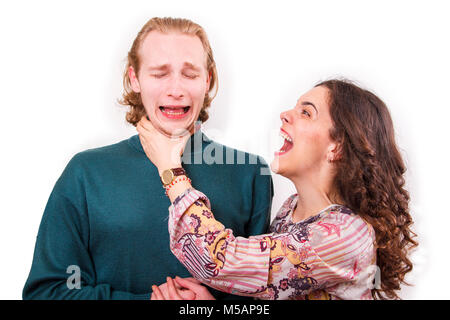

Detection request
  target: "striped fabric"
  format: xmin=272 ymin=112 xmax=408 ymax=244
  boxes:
xmin=169 ymin=189 xmax=377 ymax=300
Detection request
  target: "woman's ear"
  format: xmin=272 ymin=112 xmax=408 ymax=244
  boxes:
xmin=129 ymin=66 xmax=141 ymax=93
xmin=327 ymin=142 xmax=342 ymax=163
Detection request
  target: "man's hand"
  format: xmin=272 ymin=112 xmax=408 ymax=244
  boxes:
xmin=137 ymin=116 xmax=190 ymax=174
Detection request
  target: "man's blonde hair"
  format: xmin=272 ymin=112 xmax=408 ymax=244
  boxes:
xmin=119 ymin=17 xmax=218 ymax=126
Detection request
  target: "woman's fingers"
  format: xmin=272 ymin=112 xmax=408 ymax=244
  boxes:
xmin=138 ymin=116 xmax=156 ymax=132
xmin=150 ymin=278 xmax=199 ymax=300
xmin=174 ymin=277 xmax=215 ymax=300
xmin=175 ymin=277 xmax=201 ymax=285
xmin=180 ymin=133 xmax=191 ymax=152
xmin=178 ymin=289 xmax=196 ymax=300
xmin=151 ymin=285 xmax=165 ymax=300
xmin=174 ymin=277 xmax=201 ymax=290
xmin=167 ymin=277 xmax=183 ymax=300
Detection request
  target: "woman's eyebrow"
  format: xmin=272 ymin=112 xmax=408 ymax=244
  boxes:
xmin=301 ymin=101 xmax=318 ymax=114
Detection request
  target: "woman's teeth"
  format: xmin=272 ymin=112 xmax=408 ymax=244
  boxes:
xmin=276 ymin=131 xmax=294 ymax=155
xmin=279 ymin=131 xmax=293 ymax=142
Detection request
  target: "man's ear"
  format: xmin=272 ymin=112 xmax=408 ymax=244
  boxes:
xmin=129 ymin=66 xmax=141 ymax=93
xmin=206 ymin=71 xmax=212 ymax=91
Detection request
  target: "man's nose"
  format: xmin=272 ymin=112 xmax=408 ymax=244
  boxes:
xmin=167 ymin=76 xmax=184 ymax=99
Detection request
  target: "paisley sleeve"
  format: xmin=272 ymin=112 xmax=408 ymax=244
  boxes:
xmin=168 ymin=188 xmax=271 ymax=297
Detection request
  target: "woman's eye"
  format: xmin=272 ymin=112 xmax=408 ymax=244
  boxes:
xmin=302 ymin=109 xmax=311 ymax=117
xmin=152 ymin=73 xmax=167 ymax=78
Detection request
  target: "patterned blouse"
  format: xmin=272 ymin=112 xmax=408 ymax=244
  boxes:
xmin=168 ymin=188 xmax=377 ymax=300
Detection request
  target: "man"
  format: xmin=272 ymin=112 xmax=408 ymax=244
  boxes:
xmin=23 ymin=17 xmax=273 ymax=300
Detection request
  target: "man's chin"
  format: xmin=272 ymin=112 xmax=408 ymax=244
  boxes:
xmin=155 ymin=123 xmax=194 ymax=138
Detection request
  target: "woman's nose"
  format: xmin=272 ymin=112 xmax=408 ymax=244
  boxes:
xmin=280 ymin=110 xmax=291 ymax=124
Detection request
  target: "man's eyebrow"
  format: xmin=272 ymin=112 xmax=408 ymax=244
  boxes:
xmin=148 ymin=64 xmax=170 ymax=71
xmin=147 ymin=63 xmax=202 ymax=71
xmin=183 ymin=62 xmax=201 ymax=71
xmin=301 ymin=101 xmax=318 ymax=114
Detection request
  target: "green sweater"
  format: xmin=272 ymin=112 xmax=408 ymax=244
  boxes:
xmin=23 ymin=131 xmax=273 ymax=300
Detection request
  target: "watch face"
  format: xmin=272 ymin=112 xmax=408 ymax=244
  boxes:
xmin=161 ymin=170 xmax=174 ymax=185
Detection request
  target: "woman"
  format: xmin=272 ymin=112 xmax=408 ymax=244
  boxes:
xmin=138 ymin=79 xmax=417 ymax=300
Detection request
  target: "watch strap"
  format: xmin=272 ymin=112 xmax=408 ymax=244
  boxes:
xmin=171 ymin=167 xmax=186 ymax=177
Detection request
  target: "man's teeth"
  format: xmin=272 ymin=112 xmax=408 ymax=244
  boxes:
xmin=164 ymin=110 xmax=184 ymax=115
xmin=279 ymin=131 xmax=293 ymax=143
xmin=161 ymin=107 xmax=189 ymax=115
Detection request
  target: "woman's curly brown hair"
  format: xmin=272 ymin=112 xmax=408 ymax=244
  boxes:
xmin=317 ymin=79 xmax=418 ymax=299
xmin=118 ymin=17 xmax=218 ymax=126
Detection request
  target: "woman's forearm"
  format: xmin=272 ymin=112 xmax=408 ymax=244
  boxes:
xmin=166 ymin=179 xmax=192 ymax=203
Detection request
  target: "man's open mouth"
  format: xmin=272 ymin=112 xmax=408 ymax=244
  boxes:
xmin=275 ymin=129 xmax=293 ymax=156
xmin=159 ymin=106 xmax=191 ymax=119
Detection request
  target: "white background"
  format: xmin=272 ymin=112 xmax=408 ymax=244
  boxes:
xmin=1 ymin=0 xmax=449 ymax=299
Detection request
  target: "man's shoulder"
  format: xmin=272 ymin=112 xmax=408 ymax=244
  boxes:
xmin=65 ymin=136 xmax=136 ymax=171
xmin=50 ymin=135 xmax=145 ymax=197
xmin=79 ymin=136 xmax=133 ymax=156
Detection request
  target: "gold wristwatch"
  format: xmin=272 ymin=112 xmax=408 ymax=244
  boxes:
xmin=160 ymin=167 xmax=187 ymax=187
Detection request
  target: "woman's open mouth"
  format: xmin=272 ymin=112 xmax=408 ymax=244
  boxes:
xmin=275 ymin=129 xmax=293 ymax=156
xmin=159 ymin=106 xmax=191 ymax=119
